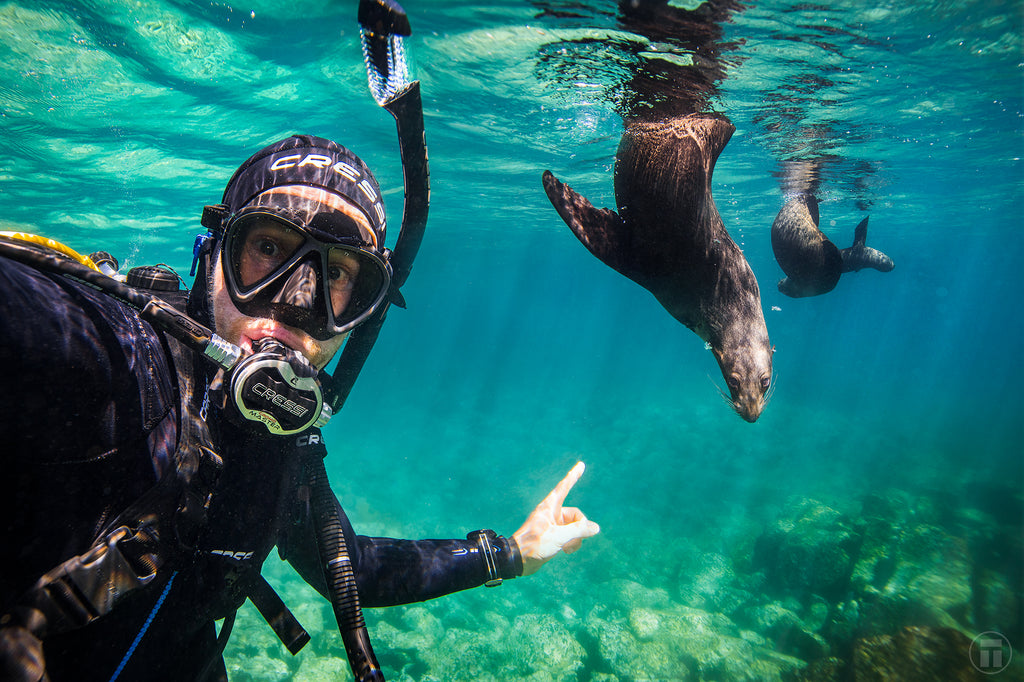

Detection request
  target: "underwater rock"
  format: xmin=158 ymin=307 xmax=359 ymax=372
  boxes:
xmin=975 ymin=567 xmax=1022 ymax=644
xmin=884 ymin=523 xmax=971 ymax=612
xmin=805 ymin=597 xmax=830 ymax=633
xmin=588 ymin=607 xmax=655 ymax=676
xmin=743 ymin=602 xmax=829 ymax=661
xmin=854 ymin=523 xmax=973 ymax=637
xmin=676 ymin=551 xmax=755 ymax=618
xmin=585 ymin=601 xmax=804 ymax=681
xmin=365 ymin=603 xmax=449 ymax=678
xmin=753 ymin=498 xmax=860 ymax=600
xmin=848 ymin=515 xmax=901 ymax=596
xmin=399 ymin=604 xmax=446 ymax=649
xmin=224 ymin=651 xmax=290 ymax=682
xmin=505 ymin=613 xmax=586 ymax=680
xmin=429 ymin=626 xmax=508 ymax=679
xmin=953 ymin=490 xmax=1024 ymax=643
xmin=369 ymin=602 xmax=586 ymax=681
xmin=789 ymin=628 xmax=986 ymax=681
xmin=294 ymin=655 xmax=351 ymax=682
xmin=613 ymin=578 xmax=675 ymax=611
xmin=289 ymin=601 xmax=328 ymax=649
xmin=787 ymin=656 xmax=847 ymax=682
xmin=851 ymin=626 xmax=983 ymax=681
xmin=858 ymin=490 xmax=914 ymax=524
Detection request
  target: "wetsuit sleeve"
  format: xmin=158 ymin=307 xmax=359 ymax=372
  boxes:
xmin=278 ymin=486 xmax=522 ymax=608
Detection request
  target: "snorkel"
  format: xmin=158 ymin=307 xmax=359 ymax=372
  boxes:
xmin=324 ymin=0 xmax=430 ymax=414
xmin=305 ymin=4 xmax=431 ymax=682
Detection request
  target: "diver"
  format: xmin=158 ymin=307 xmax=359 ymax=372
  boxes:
xmin=0 ymin=134 xmax=600 ymax=681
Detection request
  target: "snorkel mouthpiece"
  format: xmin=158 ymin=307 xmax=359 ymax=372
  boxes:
xmin=229 ymin=338 xmax=332 ymax=435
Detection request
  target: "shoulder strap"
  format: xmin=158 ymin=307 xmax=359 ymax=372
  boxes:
xmin=164 ymin=335 xmax=224 ymax=549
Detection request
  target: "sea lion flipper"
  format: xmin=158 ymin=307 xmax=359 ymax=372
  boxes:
xmin=806 ymin=195 xmax=820 ymax=226
xmin=542 ymin=170 xmax=632 ymax=276
xmin=840 ymin=216 xmax=894 ymax=273
xmin=852 ymin=216 xmax=869 ymax=247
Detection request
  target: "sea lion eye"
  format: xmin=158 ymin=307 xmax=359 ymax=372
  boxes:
xmin=727 ymin=376 xmax=740 ymax=389
xmin=761 ymin=376 xmax=771 ymax=391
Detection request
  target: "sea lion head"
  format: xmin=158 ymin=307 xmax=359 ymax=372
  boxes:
xmin=713 ymin=337 xmax=774 ymax=423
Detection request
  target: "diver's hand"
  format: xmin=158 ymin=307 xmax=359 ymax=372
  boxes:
xmin=513 ymin=461 xmax=600 ymax=576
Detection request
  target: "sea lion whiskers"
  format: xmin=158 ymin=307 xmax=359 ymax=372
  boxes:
xmin=762 ymin=368 xmax=778 ymax=407
xmin=707 ymin=372 xmax=737 ymax=412
xmin=706 ymin=370 xmax=772 ymax=421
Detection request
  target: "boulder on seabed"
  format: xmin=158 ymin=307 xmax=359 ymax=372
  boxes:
xmin=584 ymin=580 xmax=805 ymax=681
xmin=851 ymin=626 xmax=984 ymax=681
xmin=677 ymin=550 xmax=755 ymax=618
xmin=504 ymin=612 xmax=586 ymax=681
xmin=849 ymin=491 xmax=974 ymax=638
xmin=753 ymin=498 xmax=860 ymax=600
xmin=743 ymin=601 xmax=830 ymax=661
xmin=788 ymin=626 xmax=988 ymax=682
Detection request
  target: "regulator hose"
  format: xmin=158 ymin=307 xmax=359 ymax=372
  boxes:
xmin=306 ymin=454 xmax=383 ymax=681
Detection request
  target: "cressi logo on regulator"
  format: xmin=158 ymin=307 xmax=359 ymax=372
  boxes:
xmin=229 ymin=338 xmax=330 ymax=435
xmin=250 ymin=382 xmax=309 ymax=418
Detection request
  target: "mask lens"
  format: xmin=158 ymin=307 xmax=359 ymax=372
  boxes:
xmin=329 ymin=245 xmax=387 ymax=328
xmin=224 ymin=210 xmax=391 ymax=338
xmin=230 ymin=215 xmax=307 ymax=291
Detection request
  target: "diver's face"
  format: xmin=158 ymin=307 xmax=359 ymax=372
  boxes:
xmin=211 ymin=260 xmax=347 ymax=369
xmin=233 ymin=218 xmax=362 ymax=321
xmin=211 ymin=192 xmax=374 ymax=369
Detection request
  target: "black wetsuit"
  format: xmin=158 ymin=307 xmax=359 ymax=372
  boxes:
xmin=0 ymin=257 xmax=520 ymax=681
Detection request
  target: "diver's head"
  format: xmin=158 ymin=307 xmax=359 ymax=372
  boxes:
xmin=194 ymin=135 xmax=391 ymax=368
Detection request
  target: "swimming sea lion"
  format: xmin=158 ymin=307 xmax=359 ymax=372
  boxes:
xmin=543 ymin=114 xmax=774 ymax=423
xmin=771 ymin=195 xmax=893 ymax=298
xmin=770 ymin=195 xmax=842 ymax=297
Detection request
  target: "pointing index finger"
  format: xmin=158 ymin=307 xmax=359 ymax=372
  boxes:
xmin=547 ymin=461 xmax=585 ymax=507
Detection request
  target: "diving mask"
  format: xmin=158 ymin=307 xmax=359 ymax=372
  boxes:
xmin=221 ymin=197 xmax=392 ymax=341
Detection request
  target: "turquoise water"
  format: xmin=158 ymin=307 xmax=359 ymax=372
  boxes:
xmin=2 ymin=1 xmax=1022 ymax=679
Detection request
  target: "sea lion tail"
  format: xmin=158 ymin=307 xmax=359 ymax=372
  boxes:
xmin=840 ymin=217 xmax=895 ymax=273
xmin=542 ymin=170 xmax=634 ymax=277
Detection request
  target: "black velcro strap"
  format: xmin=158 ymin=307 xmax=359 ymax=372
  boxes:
xmin=244 ymin=573 xmax=310 ymax=655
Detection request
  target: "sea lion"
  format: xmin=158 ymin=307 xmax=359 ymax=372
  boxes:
xmin=771 ymin=195 xmax=894 ymax=297
xmin=770 ymin=196 xmax=842 ymax=297
xmin=543 ymin=114 xmax=774 ymax=423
